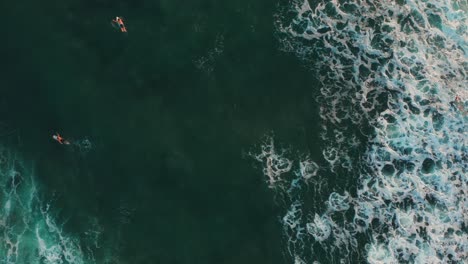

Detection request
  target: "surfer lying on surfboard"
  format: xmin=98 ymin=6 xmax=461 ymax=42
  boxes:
xmin=53 ymin=133 xmax=70 ymax=145
xmin=111 ymin=16 xmax=127 ymax=33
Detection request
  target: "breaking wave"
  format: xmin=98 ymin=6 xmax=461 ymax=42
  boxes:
xmin=254 ymin=0 xmax=467 ymax=263
xmin=0 ymin=146 xmax=111 ymax=263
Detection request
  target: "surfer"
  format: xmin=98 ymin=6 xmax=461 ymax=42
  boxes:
xmin=53 ymin=133 xmax=70 ymax=145
xmin=112 ymin=16 xmax=127 ymax=33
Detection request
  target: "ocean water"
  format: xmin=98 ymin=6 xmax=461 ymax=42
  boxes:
xmin=1 ymin=0 xmax=318 ymax=263
xmin=0 ymin=0 xmax=466 ymax=263
xmin=252 ymin=0 xmax=466 ymax=263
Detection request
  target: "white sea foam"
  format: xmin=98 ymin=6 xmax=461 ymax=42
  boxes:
xmin=257 ymin=0 xmax=467 ymax=263
xmin=0 ymin=146 xmax=102 ymax=263
xmin=253 ymin=137 xmax=294 ymax=189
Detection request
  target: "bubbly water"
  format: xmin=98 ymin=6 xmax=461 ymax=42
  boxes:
xmin=254 ymin=0 xmax=467 ymax=263
xmin=0 ymin=147 xmax=103 ymax=263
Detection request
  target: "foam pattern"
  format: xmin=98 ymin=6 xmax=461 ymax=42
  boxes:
xmin=255 ymin=0 xmax=467 ymax=262
xmin=0 ymin=147 xmax=99 ymax=263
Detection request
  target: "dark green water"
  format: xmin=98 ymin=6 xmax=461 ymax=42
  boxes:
xmin=1 ymin=0 xmax=322 ymax=263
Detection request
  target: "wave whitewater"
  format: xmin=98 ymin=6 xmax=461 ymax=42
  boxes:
xmin=254 ymin=0 xmax=467 ymax=263
xmin=0 ymin=146 xmax=112 ymax=264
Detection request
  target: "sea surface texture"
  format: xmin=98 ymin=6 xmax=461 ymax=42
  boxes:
xmin=1 ymin=0 xmax=467 ymax=263
xmin=254 ymin=0 xmax=466 ymax=263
